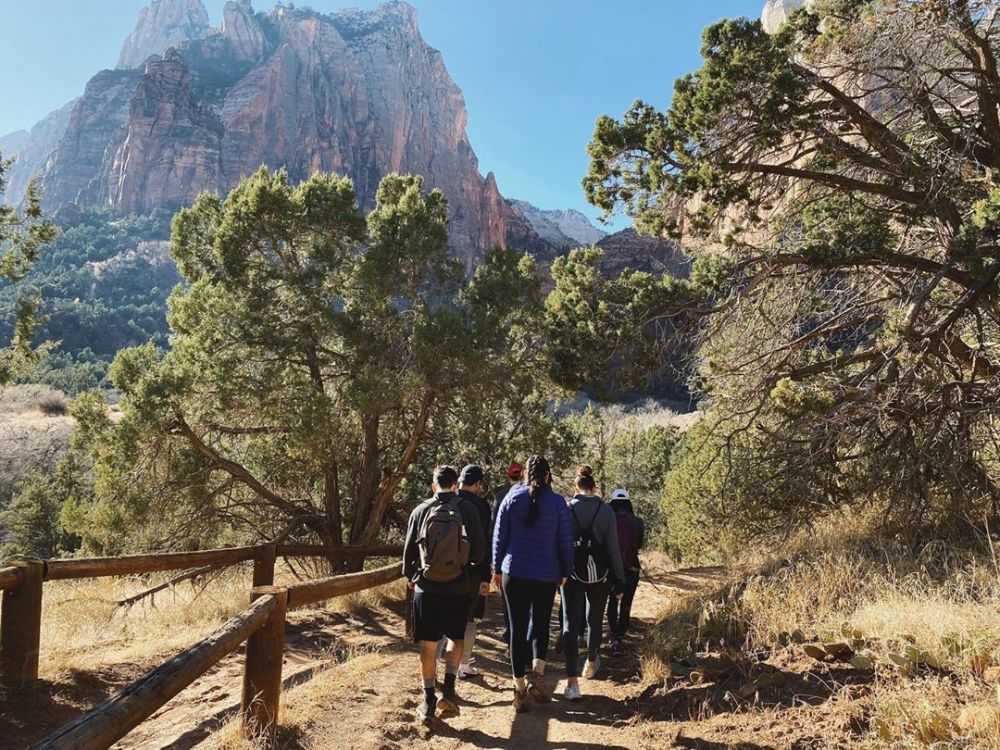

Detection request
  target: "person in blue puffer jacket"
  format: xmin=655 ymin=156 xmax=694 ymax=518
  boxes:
xmin=492 ymin=454 xmax=573 ymax=714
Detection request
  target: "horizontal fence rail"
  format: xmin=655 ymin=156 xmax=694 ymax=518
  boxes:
xmin=30 ymin=594 xmax=280 ymax=750
xmin=44 ymin=546 xmax=264 ymax=581
xmin=274 ymin=544 xmax=402 ymax=559
xmin=285 ymin=562 xmax=403 ymax=609
xmin=3 ymin=541 xmax=405 ymax=748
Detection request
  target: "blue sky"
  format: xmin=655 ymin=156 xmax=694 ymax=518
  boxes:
xmin=0 ymin=0 xmax=761 ymax=228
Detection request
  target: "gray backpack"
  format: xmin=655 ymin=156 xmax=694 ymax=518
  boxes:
xmin=417 ymin=497 xmax=470 ymax=583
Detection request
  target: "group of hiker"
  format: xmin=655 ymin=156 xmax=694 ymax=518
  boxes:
xmin=401 ymin=455 xmax=645 ymax=724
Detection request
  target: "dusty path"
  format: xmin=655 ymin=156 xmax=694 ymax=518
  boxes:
xmin=242 ymin=563 xmax=728 ymax=750
xmin=1 ymin=564 xmax=729 ymax=750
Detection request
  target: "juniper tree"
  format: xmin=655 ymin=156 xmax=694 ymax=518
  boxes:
xmin=71 ymin=169 xmax=554 ymax=555
xmin=0 ymin=154 xmax=57 ymax=384
xmin=580 ymin=0 xmax=1000 ymax=533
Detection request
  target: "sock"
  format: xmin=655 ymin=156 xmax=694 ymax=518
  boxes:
xmin=422 ymin=677 xmax=436 ymax=705
xmin=514 ymin=676 xmax=526 ymax=691
xmin=532 ymin=658 xmax=546 ymax=676
xmin=443 ymin=667 xmax=457 ymax=695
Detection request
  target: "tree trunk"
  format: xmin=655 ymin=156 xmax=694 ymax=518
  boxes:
xmin=349 ymin=414 xmax=381 ymax=548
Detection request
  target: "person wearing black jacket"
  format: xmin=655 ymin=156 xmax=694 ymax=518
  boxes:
xmin=403 ymin=466 xmax=486 ymax=724
xmin=607 ymin=489 xmax=645 ymax=657
xmin=454 ymin=464 xmax=492 ymax=677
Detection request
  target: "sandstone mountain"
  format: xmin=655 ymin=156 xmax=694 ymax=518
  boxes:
xmin=2 ymin=0 xmax=684 ymax=275
xmin=2 ymin=0 xmax=540 ymax=268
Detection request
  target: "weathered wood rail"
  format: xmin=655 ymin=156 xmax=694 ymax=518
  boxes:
xmin=0 ymin=539 xmax=403 ymax=749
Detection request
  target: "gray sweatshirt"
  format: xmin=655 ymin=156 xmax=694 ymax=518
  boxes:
xmin=568 ymin=494 xmax=626 ymax=588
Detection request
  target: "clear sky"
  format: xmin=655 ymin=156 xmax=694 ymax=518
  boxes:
xmin=0 ymin=0 xmax=762 ymax=229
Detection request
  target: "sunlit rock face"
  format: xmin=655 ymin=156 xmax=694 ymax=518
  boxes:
xmin=28 ymin=0 xmax=587 ymax=267
xmin=117 ymin=0 xmax=212 ymax=69
xmin=761 ymin=0 xmax=815 ymax=34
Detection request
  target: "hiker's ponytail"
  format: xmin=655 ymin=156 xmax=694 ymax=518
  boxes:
xmin=576 ymin=464 xmax=596 ymax=492
xmin=525 ymin=454 xmax=550 ymax=527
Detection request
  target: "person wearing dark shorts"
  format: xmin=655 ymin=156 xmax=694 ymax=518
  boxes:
xmin=403 ymin=466 xmax=485 ymax=725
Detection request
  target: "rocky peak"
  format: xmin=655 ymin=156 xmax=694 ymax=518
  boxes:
xmin=761 ymin=0 xmax=815 ymax=34
xmin=222 ymin=0 xmax=267 ymax=62
xmin=330 ymin=1 xmax=421 ymax=39
xmin=118 ymin=0 xmax=212 ymax=69
xmin=509 ymin=200 xmax=607 ymax=249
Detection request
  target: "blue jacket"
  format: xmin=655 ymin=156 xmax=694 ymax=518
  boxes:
xmin=493 ymin=484 xmax=574 ymax=583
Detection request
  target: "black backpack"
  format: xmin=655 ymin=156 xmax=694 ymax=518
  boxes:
xmin=572 ymin=502 xmax=609 ymax=583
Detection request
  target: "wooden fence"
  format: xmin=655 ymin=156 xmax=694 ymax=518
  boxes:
xmin=0 ymin=539 xmax=404 ymax=749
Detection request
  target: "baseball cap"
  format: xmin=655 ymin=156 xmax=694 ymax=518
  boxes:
xmin=610 ymin=488 xmax=630 ymax=501
xmin=507 ymin=462 xmax=525 ymax=480
xmin=459 ymin=464 xmax=484 ymax=485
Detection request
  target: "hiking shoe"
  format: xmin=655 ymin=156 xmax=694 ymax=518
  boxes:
xmin=564 ymin=682 xmax=583 ymax=701
xmin=458 ymin=661 xmax=480 ymax=678
xmin=611 ymin=640 xmax=625 ymax=657
xmin=527 ymin=675 xmax=552 ymax=703
xmin=416 ymin=698 xmax=437 ymax=725
xmin=438 ymin=695 xmax=460 ymax=718
xmin=582 ymin=656 xmax=601 ymax=679
xmin=513 ymin=688 xmax=530 ymax=714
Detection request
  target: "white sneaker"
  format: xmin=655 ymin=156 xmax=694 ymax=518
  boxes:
xmin=458 ymin=662 xmax=480 ymax=678
xmin=564 ymin=683 xmax=582 ymax=701
xmin=582 ymin=656 xmax=601 ymax=679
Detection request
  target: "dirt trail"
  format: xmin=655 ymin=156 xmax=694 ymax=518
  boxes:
xmin=2 ymin=564 xmax=730 ymax=750
xmin=252 ymin=563 xmax=729 ymax=750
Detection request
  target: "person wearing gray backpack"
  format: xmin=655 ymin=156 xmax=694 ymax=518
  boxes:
xmin=403 ymin=465 xmax=486 ymax=725
xmin=560 ymin=465 xmax=625 ymax=700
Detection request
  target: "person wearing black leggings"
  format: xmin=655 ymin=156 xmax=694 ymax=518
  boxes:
xmin=492 ymin=455 xmax=573 ymax=714
xmin=561 ymin=466 xmax=625 ymax=700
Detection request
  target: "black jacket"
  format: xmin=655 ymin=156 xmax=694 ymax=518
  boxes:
xmin=402 ymin=491 xmax=486 ymax=595
xmin=458 ymin=488 xmax=493 ymax=584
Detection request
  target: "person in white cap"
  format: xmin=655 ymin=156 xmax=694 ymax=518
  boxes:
xmin=607 ymin=488 xmax=644 ymax=657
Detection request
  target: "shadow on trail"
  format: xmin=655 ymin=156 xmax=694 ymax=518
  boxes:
xmin=675 ymin=737 xmax=775 ymax=750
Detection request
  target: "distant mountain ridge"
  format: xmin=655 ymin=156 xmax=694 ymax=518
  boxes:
xmin=508 ymin=200 xmax=607 ymax=248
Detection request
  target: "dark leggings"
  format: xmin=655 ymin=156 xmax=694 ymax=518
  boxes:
xmin=607 ymin=569 xmax=640 ymax=639
xmin=502 ymin=574 xmax=557 ymax=679
xmin=561 ymin=579 xmax=610 ymax=677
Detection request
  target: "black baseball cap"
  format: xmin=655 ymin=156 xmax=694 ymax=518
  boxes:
xmin=459 ymin=464 xmax=484 ymax=485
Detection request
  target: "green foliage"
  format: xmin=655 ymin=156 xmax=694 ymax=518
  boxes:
xmin=567 ymin=403 xmax=679 ymax=542
xmin=545 ymin=247 xmax=700 ymax=396
xmin=0 ymin=152 xmax=58 ymax=384
xmin=74 ymin=169 xmax=562 ymax=553
xmin=0 ymin=455 xmax=86 ymax=558
xmin=0 ymin=209 xmax=175 ymax=393
xmin=583 ymin=1 xmax=1000 ymax=541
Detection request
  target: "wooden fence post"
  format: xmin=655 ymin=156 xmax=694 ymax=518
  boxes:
xmin=241 ymin=586 xmax=287 ymax=744
xmin=253 ymin=544 xmax=276 ymax=588
xmin=0 ymin=559 xmax=44 ymax=688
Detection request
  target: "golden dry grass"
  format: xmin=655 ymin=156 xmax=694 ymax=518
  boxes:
xmin=642 ymin=512 xmax=1000 ymax=748
xmin=38 ymin=566 xmax=257 ymax=675
xmin=33 ymin=559 xmax=404 ymax=678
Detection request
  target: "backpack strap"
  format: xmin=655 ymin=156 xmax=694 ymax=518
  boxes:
xmin=571 ymin=500 xmax=602 ymax=535
xmin=587 ymin=503 xmax=601 ymax=534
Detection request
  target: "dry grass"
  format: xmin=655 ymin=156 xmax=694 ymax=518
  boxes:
xmin=33 ymin=560 xmax=408 ymax=678
xmin=642 ymin=513 xmax=1000 ymax=748
xmin=38 ymin=566 xmax=257 ymax=675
